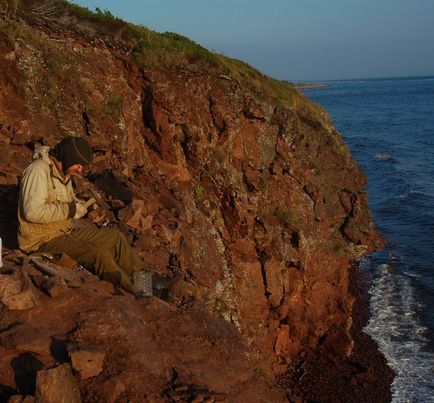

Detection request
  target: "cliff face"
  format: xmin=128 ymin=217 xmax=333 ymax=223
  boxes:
xmin=0 ymin=7 xmax=383 ymax=401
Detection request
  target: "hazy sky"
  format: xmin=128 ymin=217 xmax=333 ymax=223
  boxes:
xmin=72 ymin=0 xmax=434 ymax=81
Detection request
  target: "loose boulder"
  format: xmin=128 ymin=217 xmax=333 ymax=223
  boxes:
xmin=35 ymin=364 xmax=81 ymax=403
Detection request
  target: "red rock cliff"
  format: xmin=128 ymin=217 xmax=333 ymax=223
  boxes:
xmin=0 ymin=4 xmax=384 ymax=401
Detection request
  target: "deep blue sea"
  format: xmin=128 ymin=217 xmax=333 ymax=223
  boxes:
xmin=303 ymin=76 xmax=434 ymax=403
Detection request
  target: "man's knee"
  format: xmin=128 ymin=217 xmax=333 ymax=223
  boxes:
xmin=102 ymin=228 xmax=126 ymax=244
xmin=78 ymin=246 xmax=114 ymax=275
xmin=92 ymin=248 xmax=126 ymax=287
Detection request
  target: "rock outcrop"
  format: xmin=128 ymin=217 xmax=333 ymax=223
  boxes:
xmin=0 ymin=3 xmax=385 ymax=401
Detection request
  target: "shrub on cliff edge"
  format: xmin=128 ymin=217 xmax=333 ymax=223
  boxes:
xmin=0 ymin=0 xmax=325 ymax=117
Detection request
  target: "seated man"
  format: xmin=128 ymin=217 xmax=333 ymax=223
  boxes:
xmin=18 ymin=136 xmax=166 ymax=298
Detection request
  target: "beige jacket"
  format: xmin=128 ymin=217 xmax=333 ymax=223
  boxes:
xmin=18 ymin=146 xmax=76 ymax=252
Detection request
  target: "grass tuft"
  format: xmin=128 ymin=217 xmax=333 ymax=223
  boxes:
xmin=4 ymin=0 xmax=316 ymax=112
xmin=273 ymin=208 xmax=293 ymax=223
xmin=102 ymin=92 xmax=123 ymax=117
xmin=193 ymin=185 xmax=206 ymax=201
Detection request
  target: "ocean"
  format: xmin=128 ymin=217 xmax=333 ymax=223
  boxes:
xmin=302 ymin=76 xmax=434 ymax=403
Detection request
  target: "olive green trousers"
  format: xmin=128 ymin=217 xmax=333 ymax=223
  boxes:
xmin=39 ymin=227 xmax=142 ymax=293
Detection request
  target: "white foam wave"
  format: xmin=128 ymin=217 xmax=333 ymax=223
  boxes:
xmin=408 ymin=190 xmax=433 ymax=197
xmin=374 ymin=153 xmax=398 ymax=163
xmin=397 ymin=190 xmax=434 ymax=200
xmin=363 ymin=263 xmax=434 ymax=402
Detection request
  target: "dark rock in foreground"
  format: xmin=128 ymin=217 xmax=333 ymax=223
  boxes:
xmin=0 ymin=254 xmax=284 ymax=401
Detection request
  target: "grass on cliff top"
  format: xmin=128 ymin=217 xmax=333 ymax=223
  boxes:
xmin=0 ymin=0 xmax=320 ymax=112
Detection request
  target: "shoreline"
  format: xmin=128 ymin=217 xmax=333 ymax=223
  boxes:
xmin=279 ymin=263 xmax=394 ymax=402
xmin=294 ymin=82 xmax=329 ymax=89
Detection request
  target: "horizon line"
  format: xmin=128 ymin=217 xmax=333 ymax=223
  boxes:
xmin=289 ymin=73 xmax=434 ymax=83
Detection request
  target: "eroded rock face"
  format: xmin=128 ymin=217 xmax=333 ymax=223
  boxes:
xmin=0 ymin=15 xmax=383 ymax=400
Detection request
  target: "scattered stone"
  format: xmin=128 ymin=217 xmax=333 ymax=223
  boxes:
xmin=0 ymin=271 xmax=38 ymax=310
xmin=69 ymin=346 xmax=106 ymax=380
xmin=0 ymin=323 xmax=51 ymax=357
xmin=35 ymin=364 xmax=81 ymax=403
xmin=29 ymin=257 xmax=78 ymax=282
xmin=30 ymin=275 xmax=69 ymax=298
xmin=118 ymin=198 xmax=151 ymax=232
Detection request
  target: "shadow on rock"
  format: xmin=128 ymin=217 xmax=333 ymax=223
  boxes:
xmin=11 ymin=353 xmax=44 ymax=396
xmin=0 ymin=184 xmax=19 ymax=249
xmin=50 ymin=337 xmax=69 ymax=364
xmin=88 ymin=171 xmax=132 ymax=202
xmin=0 ymin=384 xmax=17 ymax=403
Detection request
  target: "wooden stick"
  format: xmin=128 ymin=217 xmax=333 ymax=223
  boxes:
xmin=82 ymin=197 xmax=96 ymax=209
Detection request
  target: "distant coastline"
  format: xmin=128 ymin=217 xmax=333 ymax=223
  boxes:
xmin=283 ymin=80 xmax=329 ymax=89
xmin=290 ymin=75 xmax=434 ymax=88
xmin=294 ymin=82 xmax=328 ymax=89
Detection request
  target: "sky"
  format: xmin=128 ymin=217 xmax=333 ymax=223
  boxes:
xmin=72 ymin=0 xmax=434 ymax=81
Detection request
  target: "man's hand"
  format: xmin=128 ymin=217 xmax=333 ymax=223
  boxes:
xmin=73 ymin=202 xmax=88 ymax=219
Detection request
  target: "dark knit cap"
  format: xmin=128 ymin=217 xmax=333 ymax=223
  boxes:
xmin=52 ymin=136 xmax=93 ymax=171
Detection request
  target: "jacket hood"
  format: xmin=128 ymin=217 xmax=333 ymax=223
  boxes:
xmin=32 ymin=146 xmax=51 ymax=163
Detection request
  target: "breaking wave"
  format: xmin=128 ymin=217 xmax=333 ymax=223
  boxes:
xmin=397 ymin=190 xmax=433 ymax=200
xmin=363 ymin=262 xmax=434 ymax=402
xmin=305 ymin=76 xmax=434 ymax=401
xmin=374 ymin=153 xmax=398 ymax=163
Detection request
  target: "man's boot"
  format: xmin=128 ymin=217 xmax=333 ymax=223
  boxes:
xmin=133 ymin=271 xmax=170 ymax=300
xmin=133 ymin=270 xmax=153 ymax=297
xmin=152 ymin=275 xmax=170 ymax=300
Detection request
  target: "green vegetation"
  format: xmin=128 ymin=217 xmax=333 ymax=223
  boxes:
xmin=0 ymin=0 xmax=19 ymax=15
xmin=210 ymin=147 xmax=227 ymax=165
xmin=102 ymin=92 xmax=123 ymax=116
xmin=1 ymin=0 xmax=318 ymax=111
xmin=327 ymin=235 xmax=347 ymax=256
xmin=273 ymin=208 xmax=293 ymax=223
xmin=257 ymin=178 xmax=268 ymax=193
xmin=129 ymin=29 xmax=220 ymax=69
xmin=254 ymin=366 xmax=268 ymax=378
xmin=64 ymin=3 xmax=121 ymax=25
xmin=193 ymin=185 xmax=206 ymax=201
xmin=361 ymin=197 xmax=369 ymax=210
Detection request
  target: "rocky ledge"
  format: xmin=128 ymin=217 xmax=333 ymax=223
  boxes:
xmin=0 ymin=3 xmax=391 ymax=401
